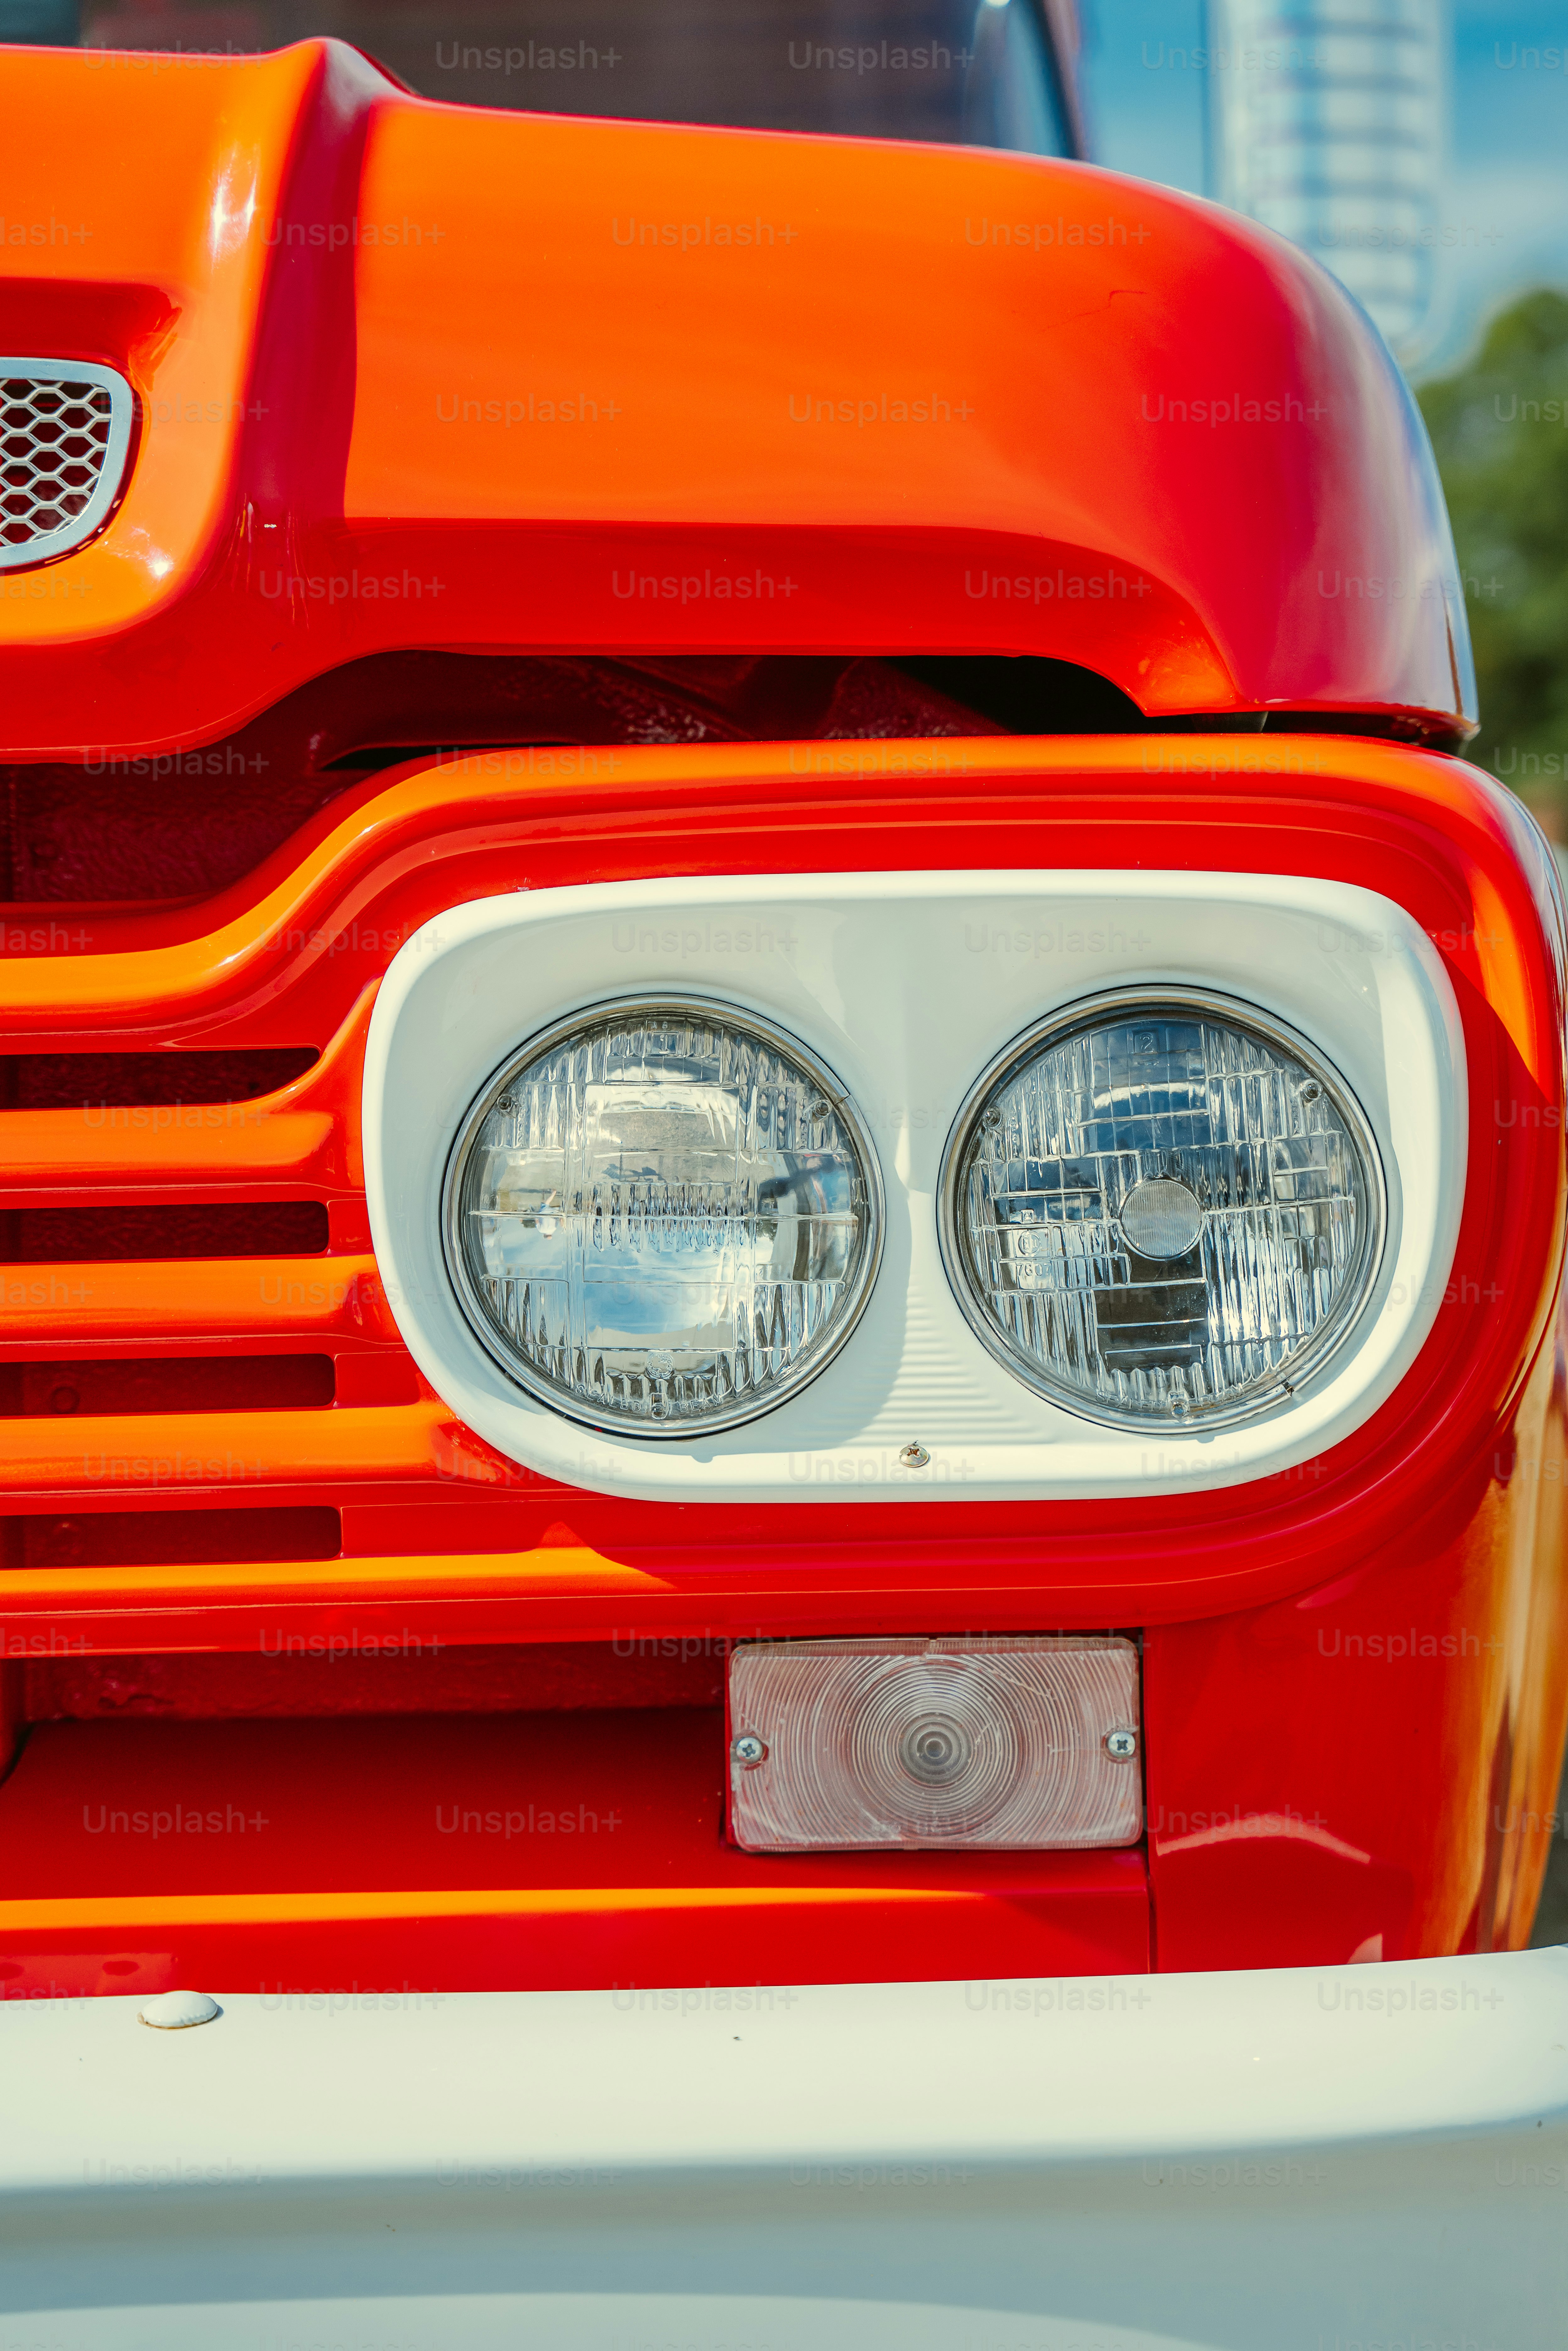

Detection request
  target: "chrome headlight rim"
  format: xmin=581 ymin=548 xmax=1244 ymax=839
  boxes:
xmin=440 ymin=990 xmax=887 ymax=1441
xmin=937 ymin=983 xmax=1389 ymax=1433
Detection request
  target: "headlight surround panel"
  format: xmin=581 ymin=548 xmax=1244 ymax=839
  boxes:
xmin=939 ymin=989 xmax=1386 ymax=1432
xmin=442 ymin=997 xmax=884 ymax=1437
xmin=361 ymin=868 xmax=1465 ymax=1503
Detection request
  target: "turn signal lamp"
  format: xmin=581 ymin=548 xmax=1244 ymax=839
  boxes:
xmin=726 ymin=1636 xmax=1142 ymax=1851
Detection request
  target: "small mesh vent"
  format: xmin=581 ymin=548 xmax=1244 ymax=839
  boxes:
xmin=0 ymin=359 xmax=133 ymax=572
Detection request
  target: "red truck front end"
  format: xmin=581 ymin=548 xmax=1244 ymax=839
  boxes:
xmin=1 ymin=39 xmax=1565 ymax=2346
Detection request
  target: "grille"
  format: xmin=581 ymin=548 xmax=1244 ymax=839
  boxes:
xmin=0 ymin=358 xmax=134 ymax=571
xmin=0 ymin=964 xmax=459 ymax=1588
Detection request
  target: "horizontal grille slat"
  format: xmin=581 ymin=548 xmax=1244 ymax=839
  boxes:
xmin=0 ymin=1402 xmax=449 ymax=1496
xmin=0 ymin=1048 xmax=318 ymax=1109
xmin=0 ymin=1355 xmax=335 ymax=1418
xmin=0 ymin=1201 xmax=329 ymax=1262
xmin=4 ymin=1507 xmax=341 ymax=1569
xmin=0 ymin=1106 xmax=334 ymax=1200
xmin=0 ymin=1253 xmax=383 ymax=1342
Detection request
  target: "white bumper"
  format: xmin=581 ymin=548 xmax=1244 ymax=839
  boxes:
xmin=1 ymin=1950 xmax=1565 ymax=2349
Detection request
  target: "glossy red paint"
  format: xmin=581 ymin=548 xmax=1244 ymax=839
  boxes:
xmin=0 ymin=1709 xmax=1150 ymax=1995
xmin=0 ymin=733 xmax=1563 ymax=1977
xmin=2 ymin=42 xmax=1471 ymax=755
xmin=3 ymin=39 xmax=1562 ymax=1984
xmin=1146 ymin=1282 xmax=1568 ymax=1966
xmin=0 ymin=738 xmax=1559 ymax=1616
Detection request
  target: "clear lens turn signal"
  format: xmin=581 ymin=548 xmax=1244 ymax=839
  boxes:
xmin=726 ymin=1635 xmax=1142 ymax=1852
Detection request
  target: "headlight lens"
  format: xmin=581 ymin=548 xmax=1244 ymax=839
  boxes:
xmin=940 ymin=990 xmax=1384 ymax=1428
xmin=444 ymin=999 xmax=882 ymax=1435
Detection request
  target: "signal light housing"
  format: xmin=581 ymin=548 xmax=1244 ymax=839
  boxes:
xmin=726 ymin=1635 xmax=1143 ymax=1852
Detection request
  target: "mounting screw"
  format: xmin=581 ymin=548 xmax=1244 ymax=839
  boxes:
xmin=1300 ymin=1082 xmax=1322 ymax=1105
xmin=139 ymin=1989 xmax=221 ymax=2030
xmin=495 ymin=1093 xmax=517 ymax=1115
xmin=1104 ymin=1729 xmax=1138 ymax=1762
xmin=732 ymin=1732 xmax=768 ymax=1768
xmin=899 ymin=1443 xmax=931 ymax=1469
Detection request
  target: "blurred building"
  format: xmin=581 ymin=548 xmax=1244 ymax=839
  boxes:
xmin=1205 ymin=0 xmax=1447 ymax=366
xmin=0 ymin=0 xmax=79 ymax=32
xmin=3 ymin=0 xmax=1085 ymax=156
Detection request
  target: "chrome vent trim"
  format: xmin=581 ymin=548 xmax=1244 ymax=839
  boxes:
xmin=0 ymin=358 xmax=134 ymax=572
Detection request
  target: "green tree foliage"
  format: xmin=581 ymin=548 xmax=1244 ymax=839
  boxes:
xmin=1418 ymin=289 xmax=1568 ymax=836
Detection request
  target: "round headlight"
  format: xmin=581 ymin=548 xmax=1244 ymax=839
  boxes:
xmin=939 ymin=989 xmax=1385 ymax=1429
xmin=443 ymin=998 xmax=882 ymax=1435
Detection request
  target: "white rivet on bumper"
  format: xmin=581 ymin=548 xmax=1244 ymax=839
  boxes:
xmin=139 ymin=1989 xmax=221 ymax=2030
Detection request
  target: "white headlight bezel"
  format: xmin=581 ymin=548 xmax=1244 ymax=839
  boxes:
xmin=361 ymin=867 xmax=1466 ymax=1504
xmin=440 ymin=993 xmax=886 ymax=1439
xmin=937 ymin=985 xmax=1388 ymax=1434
